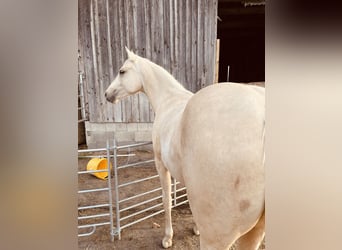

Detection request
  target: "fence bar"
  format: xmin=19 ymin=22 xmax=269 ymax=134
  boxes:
xmin=175 ymin=187 xmax=187 ymax=193
xmin=175 ymin=193 xmax=188 ymax=200
xmin=78 ymin=148 xmax=107 ymax=153
xmin=117 ymin=159 xmax=155 ymax=170
xmin=78 ymin=142 xmax=152 ymax=153
xmin=172 ymin=199 xmax=189 ymax=208
xmin=120 ymin=209 xmax=165 ymax=230
xmin=78 ymin=203 xmax=110 ymax=210
xmin=119 ymin=195 xmax=163 ymax=213
xmin=78 ymin=187 xmax=109 ymax=194
xmin=120 ymin=202 xmax=164 ymax=221
xmin=78 ymin=225 xmax=96 ymax=237
xmin=78 ymin=169 xmax=108 ymax=174
xmin=116 ymin=141 xmax=152 ymax=150
xmin=118 ymin=174 xmax=159 ymax=188
xmin=79 ymin=71 xmax=87 ymax=121
xmin=78 ymin=221 xmax=111 ymax=229
xmin=78 ymin=213 xmax=110 ymax=220
xmin=173 ymin=178 xmax=177 ymax=206
xmin=119 ymin=187 xmax=162 ymax=204
xmin=78 ymin=154 xmax=135 ymax=158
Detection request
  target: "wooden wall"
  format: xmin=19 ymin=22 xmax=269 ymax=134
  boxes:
xmin=78 ymin=0 xmax=218 ymax=123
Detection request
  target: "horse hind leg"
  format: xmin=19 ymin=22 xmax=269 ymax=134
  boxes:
xmin=235 ymin=211 xmax=265 ymax=250
xmin=199 ymin=233 xmax=236 ymax=250
xmin=193 ymin=224 xmax=200 ymax=236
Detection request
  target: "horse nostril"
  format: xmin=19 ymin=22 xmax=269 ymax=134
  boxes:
xmin=104 ymin=92 xmax=108 ymax=98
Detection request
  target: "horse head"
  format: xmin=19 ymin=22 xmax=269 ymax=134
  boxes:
xmin=105 ymin=47 xmax=142 ymax=103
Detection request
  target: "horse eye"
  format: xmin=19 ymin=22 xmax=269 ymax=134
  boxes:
xmin=119 ymin=69 xmax=125 ymax=75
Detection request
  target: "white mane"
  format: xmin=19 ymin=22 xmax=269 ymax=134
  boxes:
xmin=137 ymin=56 xmax=190 ymax=93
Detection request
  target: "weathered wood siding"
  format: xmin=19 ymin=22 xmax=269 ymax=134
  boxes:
xmin=79 ymin=0 xmax=218 ymax=123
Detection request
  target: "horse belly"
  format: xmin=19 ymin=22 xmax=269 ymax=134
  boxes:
xmin=180 ymin=84 xmax=265 ymax=241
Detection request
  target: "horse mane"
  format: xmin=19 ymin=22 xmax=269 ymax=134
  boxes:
xmin=137 ymin=55 xmax=190 ymax=93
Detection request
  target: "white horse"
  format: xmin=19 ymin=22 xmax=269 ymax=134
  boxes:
xmin=105 ymin=48 xmax=265 ymax=250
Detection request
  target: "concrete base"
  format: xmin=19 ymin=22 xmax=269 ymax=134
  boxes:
xmin=85 ymin=122 xmax=153 ymax=149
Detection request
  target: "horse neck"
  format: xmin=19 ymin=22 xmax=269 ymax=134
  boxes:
xmin=139 ymin=59 xmax=193 ymax=113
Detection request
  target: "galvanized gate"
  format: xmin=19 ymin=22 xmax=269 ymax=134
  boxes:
xmin=78 ymin=140 xmax=188 ymax=240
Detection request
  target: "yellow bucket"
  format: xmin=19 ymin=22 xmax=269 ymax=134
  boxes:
xmin=86 ymin=158 xmax=112 ymax=180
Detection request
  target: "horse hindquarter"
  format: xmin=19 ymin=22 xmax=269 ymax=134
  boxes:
xmin=179 ymin=84 xmax=265 ymax=249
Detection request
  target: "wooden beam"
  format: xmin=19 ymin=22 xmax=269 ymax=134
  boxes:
xmin=214 ymin=39 xmax=220 ymax=84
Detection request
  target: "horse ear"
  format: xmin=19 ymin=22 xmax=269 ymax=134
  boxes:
xmin=125 ymin=46 xmax=137 ymax=61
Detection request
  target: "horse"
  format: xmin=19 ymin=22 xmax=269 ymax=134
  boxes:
xmin=105 ymin=47 xmax=265 ymax=250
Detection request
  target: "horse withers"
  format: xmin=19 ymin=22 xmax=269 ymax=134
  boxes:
xmin=105 ymin=48 xmax=265 ymax=250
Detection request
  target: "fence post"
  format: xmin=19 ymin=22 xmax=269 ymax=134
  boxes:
xmin=106 ymin=140 xmax=115 ymax=242
xmin=113 ymin=139 xmax=121 ymax=240
xmin=173 ymin=178 xmax=177 ymax=206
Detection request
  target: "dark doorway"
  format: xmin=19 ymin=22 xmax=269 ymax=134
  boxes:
xmin=217 ymin=1 xmax=265 ymax=83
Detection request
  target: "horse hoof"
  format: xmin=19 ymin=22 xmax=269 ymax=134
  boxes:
xmin=162 ymin=237 xmax=173 ymax=248
xmin=193 ymin=226 xmax=200 ymax=236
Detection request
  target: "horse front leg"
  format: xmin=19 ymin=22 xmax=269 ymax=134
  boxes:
xmin=155 ymin=157 xmax=173 ymax=248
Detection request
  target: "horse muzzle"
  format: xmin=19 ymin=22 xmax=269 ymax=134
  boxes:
xmin=105 ymin=91 xmax=116 ymax=103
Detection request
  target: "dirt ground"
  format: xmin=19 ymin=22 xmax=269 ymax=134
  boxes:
xmin=78 ymin=146 xmax=265 ymax=250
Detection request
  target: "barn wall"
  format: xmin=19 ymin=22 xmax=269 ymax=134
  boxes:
xmin=78 ymin=0 xmax=218 ymax=124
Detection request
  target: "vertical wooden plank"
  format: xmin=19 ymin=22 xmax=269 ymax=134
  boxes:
xmin=96 ymin=0 xmax=111 ymax=122
xmin=212 ymin=0 xmax=218 ymax=85
xmin=177 ymin=0 xmax=182 ymax=83
xmin=131 ymin=0 xmax=140 ymax=123
xmin=203 ymin=0 xmax=209 ymax=88
xmin=118 ymin=0 xmax=129 ymax=122
xmin=150 ymin=0 xmax=156 ymax=63
xmin=138 ymin=93 xmax=149 ymax=122
xmin=135 ymin=0 xmax=146 ymax=57
xmin=87 ymin=0 xmax=94 ymax=122
xmin=105 ymin=0 xmax=114 ymax=121
xmin=117 ymin=0 xmax=125 ymax=122
xmin=168 ymin=0 xmax=174 ymax=75
xmin=125 ymin=0 xmax=133 ymax=122
xmin=195 ymin=0 xmax=203 ymax=92
xmin=108 ymin=0 xmax=123 ymax=122
xmin=203 ymin=0 xmax=209 ymax=86
xmin=151 ymin=0 xmax=163 ymax=66
xmin=90 ymin=0 xmax=102 ymax=122
xmin=134 ymin=0 xmax=148 ymax=123
xmin=172 ymin=0 xmax=179 ymax=82
xmin=178 ymin=0 xmax=185 ymax=86
xmin=215 ymin=39 xmax=220 ymax=83
xmin=191 ymin=0 xmax=198 ymax=93
xmin=185 ymin=0 xmax=191 ymax=91
xmin=142 ymin=0 xmax=154 ymax=122
xmin=181 ymin=0 xmax=190 ymax=90
xmin=163 ymin=0 xmax=171 ymax=73
xmin=92 ymin=0 xmax=101 ymax=122
xmin=143 ymin=0 xmax=152 ymax=61
xmin=149 ymin=0 xmax=160 ymax=121
xmin=79 ymin=0 xmax=93 ymax=121
xmin=157 ymin=0 xmax=164 ymax=67
xmin=206 ymin=0 xmax=217 ymax=86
